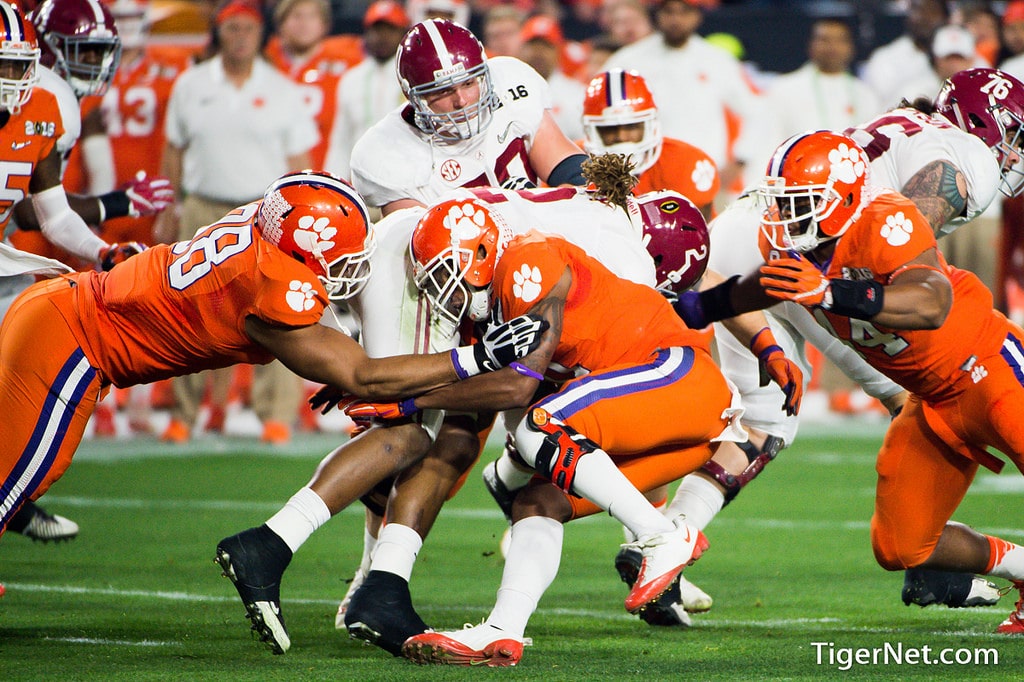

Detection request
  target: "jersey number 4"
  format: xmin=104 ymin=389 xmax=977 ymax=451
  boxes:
xmin=813 ymin=308 xmax=909 ymax=357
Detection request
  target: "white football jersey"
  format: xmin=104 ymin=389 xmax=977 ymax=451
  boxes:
xmin=36 ymin=65 xmax=81 ymax=163
xmin=350 ymin=57 xmax=551 ymax=209
xmin=845 ymin=108 xmax=1000 ymax=236
xmin=355 ymin=187 xmax=654 ymax=359
xmin=351 ymin=187 xmax=655 ymax=442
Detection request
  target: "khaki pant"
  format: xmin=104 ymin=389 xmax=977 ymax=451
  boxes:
xmin=171 ymin=195 xmax=301 ymax=429
xmin=939 ymin=214 xmax=1000 ymax=296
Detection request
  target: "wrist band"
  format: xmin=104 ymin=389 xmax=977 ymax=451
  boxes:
xmin=510 ymin=362 xmax=543 ymax=381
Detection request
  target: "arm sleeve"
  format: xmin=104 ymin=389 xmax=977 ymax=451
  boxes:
xmin=31 ymin=184 xmax=108 ymax=261
xmin=81 ymin=133 xmax=116 ymax=194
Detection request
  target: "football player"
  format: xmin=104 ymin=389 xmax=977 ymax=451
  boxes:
xmin=0 ymin=170 xmax=547 ymax=572
xmin=0 ymin=0 xmax=155 ymax=543
xmin=677 ymin=130 xmax=1024 ymax=636
xmin=646 ymin=67 xmax=1024 ymax=624
xmin=582 ymin=68 xmax=720 ymax=219
xmin=388 ymin=190 xmax=776 ymax=666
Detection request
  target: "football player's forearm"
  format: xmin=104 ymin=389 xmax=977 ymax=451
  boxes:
xmin=411 ymin=368 xmax=537 ymax=413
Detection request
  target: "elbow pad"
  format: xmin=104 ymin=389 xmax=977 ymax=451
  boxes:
xmin=546 ymin=153 xmax=588 ymax=186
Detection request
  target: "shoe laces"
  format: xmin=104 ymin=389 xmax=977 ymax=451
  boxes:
xmin=998 ymin=580 xmax=1024 ymax=616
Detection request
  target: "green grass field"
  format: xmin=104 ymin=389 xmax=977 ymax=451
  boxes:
xmin=2 ymin=418 xmax=1022 ymax=681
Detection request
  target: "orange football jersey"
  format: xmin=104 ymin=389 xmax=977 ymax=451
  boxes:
xmin=49 ymin=203 xmax=329 ymax=387
xmin=0 ymin=86 xmax=64 ymax=231
xmin=633 ymin=137 xmax=720 ymax=210
xmin=494 ymin=231 xmax=710 ymax=375
xmin=265 ymin=35 xmax=364 ymax=169
xmin=761 ymin=189 xmax=1009 ymax=402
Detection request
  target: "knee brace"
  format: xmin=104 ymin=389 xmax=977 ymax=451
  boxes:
xmin=699 ymin=435 xmax=784 ymax=505
xmin=518 ymin=408 xmax=599 ymax=493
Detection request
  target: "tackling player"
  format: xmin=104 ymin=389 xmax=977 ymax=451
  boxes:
xmin=677 ymin=130 xmax=1024 ymax=636
xmin=0 ymin=170 xmax=547 ymax=570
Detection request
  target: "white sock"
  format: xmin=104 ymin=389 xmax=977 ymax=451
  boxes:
xmin=265 ymin=486 xmax=332 ymax=553
xmin=487 ymin=516 xmax=563 ymax=638
xmin=358 ymin=525 xmax=377 ymax=575
xmin=986 ymin=536 xmax=1024 ymax=580
xmin=666 ymin=474 xmax=725 ymax=531
xmin=370 ymin=523 xmax=423 ymax=581
xmin=571 ymin=449 xmax=674 ymax=538
xmin=624 ymin=498 xmax=666 ymax=544
xmin=495 ymin=451 xmax=534 ymax=490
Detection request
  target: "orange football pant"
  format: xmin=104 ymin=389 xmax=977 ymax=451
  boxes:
xmin=872 ymin=329 xmax=1024 ymax=569
xmin=529 ymin=346 xmax=733 ymax=520
xmin=0 ymin=278 xmax=103 ymax=536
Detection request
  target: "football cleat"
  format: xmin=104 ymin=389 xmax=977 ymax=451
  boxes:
xmin=481 ymin=459 xmax=516 ymax=523
xmin=615 ymin=545 xmax=709 ymax=625
xmin=623 ymin=516 xmax=708 ymax=614
xmin=160 ymin=418 xmax=190 ymax=444
xmin=260 ymin=420 xmax=291 ymax=445
xmin=997 ymin=581 xmax=1024 ymax=634
xmin=334 ymin=565 xmax=367 ymax=629
xmin=215 ymin=525 xmax=293 ymax=654
xmin=7 ymin=501 xmax=79 ymax=542
xmin=345 ymin=570 xmax=430 ymax=656
xmin=902 ymin=568 xmax=1001 ymax=608
xmin=403 ymin=623 xmax=523 ymax=667
xmin=638 ymin=580 xmax=693 ymax=627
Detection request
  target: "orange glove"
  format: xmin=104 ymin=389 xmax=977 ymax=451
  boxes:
xmin=759 ymin=255 xmax=830 ymax=306
xmin=343 ymin=397 xmax=418 ymax=421
xmin=750 ymin=327 xmax=803 ymax=416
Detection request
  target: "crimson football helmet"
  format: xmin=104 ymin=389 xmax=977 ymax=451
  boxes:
xmin=635 ymin=190 xmax=709 ymax=297
xmin=757 ymin=131 xmax=869 ymax=253
xmin=29 ymin=0 xmax=121 ymax=98
xmin=583 ymin=69 xmax=663 ymax=175
xmin=257 ymin=171 xmax=376 ymax=302
xmin=410 ymin=198 xmax=513 ymax=328
xmin=934 ymin=67 xmax=1024 ymax=197
xmin=396 ymin=19 xmax=500 ymax=141
xmin=107 ymin=0 xmax=150 ymax=51
xmin=0 ymin=3 xmax=40 ymax=112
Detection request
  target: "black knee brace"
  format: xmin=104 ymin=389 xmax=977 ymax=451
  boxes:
xmin=524 ymin=408 xmax=599 ymax=494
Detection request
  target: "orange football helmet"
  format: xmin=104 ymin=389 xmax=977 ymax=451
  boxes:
xmin=0 ymin=3 xmax=39 ymax=112
xmin=257 ymin=171 xmax=375 ymax=301
xmin=757 ymin=131 xmax=869 ymax=253
xmin=410 ymin=198 xmax=513 ymax=328
xmin=582 ymin=68 xmax=662 ymax=174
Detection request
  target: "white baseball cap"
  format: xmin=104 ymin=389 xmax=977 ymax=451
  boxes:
xmin=932 ymin=25 xmax=975 ymax=59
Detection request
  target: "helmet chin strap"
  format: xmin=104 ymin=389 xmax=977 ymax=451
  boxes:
xmin=467 ymin=288 xmax=491 ymax=322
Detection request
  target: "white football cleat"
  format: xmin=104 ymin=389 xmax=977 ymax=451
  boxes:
xmin=679 ymin=575 xmax=714 ymax=613
xmin=335 ymin=566 xmax=367 ymax=629
xmin=403 ymin=622 xmax=523 ymax=666
xmin=624 ymin=516 xmax=708 ymax=613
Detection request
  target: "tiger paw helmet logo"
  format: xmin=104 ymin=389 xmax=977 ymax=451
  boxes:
xmin=444 ymin=201 xmax=488 ymax=237
xmin=828 ymin=142 xmax=867 ymax=184
xmin=880 ymin=211 xmax=914 ymax=246
xmin=512 ymin=263 xmax=543 ymax=303
xmin=285 ymin=280 xmax=318 ymax=312
xmin=293 ymin=215 xmax=337 ymax=258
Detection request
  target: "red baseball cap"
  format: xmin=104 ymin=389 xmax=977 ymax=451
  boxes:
xmin=216 ymin=0 xmax=263 ymax=25
xmin=1006 ymin=1 xmax=1024 ymax=26
xmin=520 ymin=15 xmax=563 ymax=47
xmin=363 ymin=0 xmax=409 ymax=29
